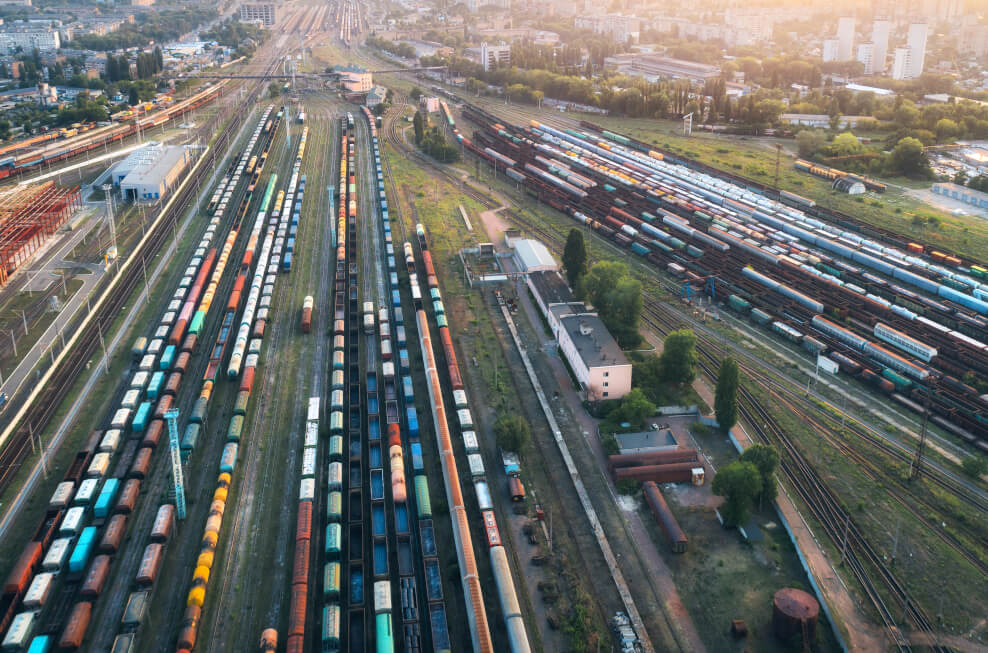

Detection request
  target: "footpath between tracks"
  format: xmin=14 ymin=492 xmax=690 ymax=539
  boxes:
xmin=496 ymin=301 xmax=656 ymax=653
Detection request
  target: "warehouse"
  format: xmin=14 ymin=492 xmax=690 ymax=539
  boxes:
xmin=527 ymin=270 xmax=632 ymax=400
xmin=0 ymin=182 xmax=81 ymax=285
xmin=114 ymin=142 xmax=192 ymax=202
xmin=512 ymin=238 xmax=557 ymax=273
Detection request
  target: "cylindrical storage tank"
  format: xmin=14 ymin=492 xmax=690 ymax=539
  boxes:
xmin=607 ymin=449 xmax=699 ymax=471
xmin=613 ymin=462 xmax=697 ymax=483
xmin=642 ymin=482 xmax=688 ymax=553
xmin=772 ymin=588 xmax=819 ymax=642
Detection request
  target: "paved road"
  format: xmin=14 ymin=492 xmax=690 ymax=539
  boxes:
xmin=0 ymin=211 xmax=105 ymax=398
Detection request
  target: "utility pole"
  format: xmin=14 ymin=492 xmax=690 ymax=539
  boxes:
xmin=774 ymin=143 xmax=782 ymax=189
xmin=909 ymin=380 xmax=933 ymax=481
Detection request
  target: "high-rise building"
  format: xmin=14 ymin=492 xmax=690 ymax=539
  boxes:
xmin=822 ymin=39 xmax=840 ymax=63
xmin=957 ymin=23 xmax=988 ymax=59
xmin=479 ymin=42 xmax=511 ymax=71
xmin=891 ymin=47 xmax=911 ymax=79
xmin=871 ymin=18 xmax=890 ymax=73
xmin=906 ymin=22 xmax=927 ymax=78
xmin=837 ymin=16 xmax=855 ymax=61
xmin=857 ymin=42 xmax=876 ymax=74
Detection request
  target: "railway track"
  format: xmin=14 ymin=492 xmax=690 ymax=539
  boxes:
xmin=0 ymin=90 xmax=251 ymax=495
xmin=377 ymin=95 xmax=973 ymax=649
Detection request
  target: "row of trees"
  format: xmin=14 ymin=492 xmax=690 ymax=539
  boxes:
xmin=562 ymin=231 xmax=642 ymax=349
xmin=413 ymin=110 xmax=460 ymax=163
xmin=797 ymin=130 xmax=933 ymax=178
xmin=712 ymin=443 xmax=779 ymax=526
xmin=201 ymin=19 xmax=266 ymax=49
xmin=70 ymin=8 xmax=216 ymax=51
xmin=366 ymin=36 xmax=416 ymax=60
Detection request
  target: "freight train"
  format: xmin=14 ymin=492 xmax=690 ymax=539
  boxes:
xmin=454 ymin=105 xmax=987 ymax=445
xmin=0 ymin=82 xmax=225 ymax=183
xmin=177 ymin=107 xmax=303 ymax=652
xmin=412 ymin=221 xmax=532 ymax=653
xmin=0 ymin=105 xmax=273 ymax=652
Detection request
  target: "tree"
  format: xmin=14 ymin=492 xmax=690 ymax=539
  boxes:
xmin=268 ymin=82 xmax=280 ymax=98
xmin=960 ymin=456 xmax=986 ymax=478
xmin=562 ymin=229 xmax=587 ymax=290
xmin=493 ymin=414 xmax=530 ymax=452
xmin=829 ymin=131 xmax=862 ymax=157
xmin=106 ymin=56 xmax=118 ymax=83
xmin=934 ymin=118 xmax=960 ymax=143
xmin=796 ymin=130 xmax=824 ymax=158
xmin=582 ymin=261 xmax=642 ymax=348
xmin=659 ymin=330 xmax=697 ymax=385
xmin=128 ymin=86 xmax=139 ymax=106
xmin=739 ymin=443 xmax=780 ymax=506
xmin=893 ymin=102 xmax=920 ymax=128
xmin=714 ymin=357 xmax=739 ymax=432
xmin=413 ymin=110 xmax=424 ymax=145
xmin=712 ymin=460 xmax=762 ymax=526
xmin=613 ymin=388 xmax=655 ymax=428
xmin=890 ymin=137 xmax=929 ymax=177
xmin=409 ymin=86 xmax=422 ymax=100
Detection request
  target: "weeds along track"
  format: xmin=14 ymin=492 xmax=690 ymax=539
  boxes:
xmin=380 ymin=94 xmax=966 ymax=650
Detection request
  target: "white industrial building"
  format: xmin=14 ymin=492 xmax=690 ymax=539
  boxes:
xmin=113 ymin=142 xmax=192 ymax=202
xmin=527 ymin=271 xmax=632 ymax=401
xmin=512 ymin=239 xmax=557 ymax=273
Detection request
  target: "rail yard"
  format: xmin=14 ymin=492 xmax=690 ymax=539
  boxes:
xmin=0 ymin=1 xmax=983 ymax=652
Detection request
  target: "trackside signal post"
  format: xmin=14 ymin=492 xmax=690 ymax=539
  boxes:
xmin=164 ymin=408 xmax=187 ymax=520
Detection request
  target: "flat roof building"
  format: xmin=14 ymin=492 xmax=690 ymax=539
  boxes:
xmin=0 ymin=26 xmax=60 ymax=54
xmin=512 ymin=238 xmax=557 ymax=273
xmin=932 ymin=182 xmax=988 ymax=210
xmin=528 ymin=270 xmax=632 ymax=400
xmin=605 ymin=53 xmax=720 ymax=83
xmin=113 ymin=142 xmax=192 ymax=202
xmin=239 ymin=3 xmax=276 ymax=26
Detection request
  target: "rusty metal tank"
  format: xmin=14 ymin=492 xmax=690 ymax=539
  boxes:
xmin=772 ymin=587 xmax=819 ymax=642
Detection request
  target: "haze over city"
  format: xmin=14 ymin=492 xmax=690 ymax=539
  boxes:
xmin=0 ymin=0 xmax=981 ymax=651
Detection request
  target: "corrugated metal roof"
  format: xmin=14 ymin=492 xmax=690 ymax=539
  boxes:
xmin=513 ymin=239 xmax=557 ymax=272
